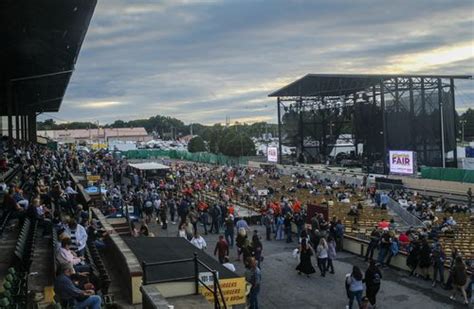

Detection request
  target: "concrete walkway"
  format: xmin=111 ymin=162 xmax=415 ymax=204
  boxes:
xmin=147 ymin=219 xmax=469 ymax=309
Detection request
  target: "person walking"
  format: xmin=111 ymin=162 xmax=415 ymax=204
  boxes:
xmin=316 ymin=238 xmax=329 ymax=277
xmin=295 ymin=238 xmax=316 ymax=277
xmin=326 ymin=236 xmax=336 ymax=274
xmin=214 ymin=235 xmax=229 ymax=264
xmin=345 ymin=266 xmax=364 ymax=309
xmin=364 ymin=260 xmax=382 ymax=308
xmin=450 ymin=256 xmax=469 ymax=305
xmin=236 ymin=228 xmax=248 ymax=262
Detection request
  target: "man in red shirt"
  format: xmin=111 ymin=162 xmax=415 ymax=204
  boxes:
xmin=214 ymin=235 xmax=229 ymax=264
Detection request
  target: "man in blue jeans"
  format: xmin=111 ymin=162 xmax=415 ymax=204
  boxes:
xmin=54 ymin=264 xmax=102 ymax=309
xmin=245 ymin=257 xmax=261 ymax=309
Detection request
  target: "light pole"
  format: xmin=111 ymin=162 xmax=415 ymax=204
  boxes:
xmin=460 ymin=120 xmax=467 ymax=144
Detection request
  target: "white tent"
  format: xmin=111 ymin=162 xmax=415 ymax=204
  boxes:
xmin=128 ymin=162 xmax=170 ymax=171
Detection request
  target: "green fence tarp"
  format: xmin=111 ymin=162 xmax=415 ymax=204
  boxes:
xmin=123 ymin=150 xmax=251 ymax=166
xmin=420 ymin=167 xmax=474 ymax=183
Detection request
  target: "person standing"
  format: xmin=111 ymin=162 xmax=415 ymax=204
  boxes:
xmin=188 ymin=206 xmax=199 ymax=234
xmin=224 ymin=215 xmax=235 ymax=248
xmin=275 ymin=214 xmax=284 ymax=240
xmin=365 ymin=227 xmax=380 ymax=262
xmin=168 ymin=198 xmax=177 ymax=224
xmin=293 ymin=211 xmax=305 ymax=240
xmin=245 ymin=257 xmax=261 ymax=309
xmin=209 ymin=204 xmax=221 ymax=234
xmin=295 ymin=238 xmax=316 ymax=277
xmin=418 ymin=238 xmax=432 ymax=280
xmin=251 ymin=232 xmax=263 ymax=268
xmin=159 ymin=200 xmax=168 ymax=230
xmin=364 ymin=260 xmax=382 ymax=307
xmin=284 ymin=213 xmax=293 ymax=243
xmin=316 ymin=238 xmax=329 ymax=277
xmin=263 ymin=212 xmax=272 ymax=241
xmin=407 ymin=238 xmax=420 ymax=276
xmin=377 ymin=230 xmax=391 ymax=267
xmin=450 ymin=256 xmax=469 ymax=305
xmin=326 ymin=236 xmax=336 ymax=274
xmin=335 ymin=219 xmax=345 ymax=251
xmin=214 ymin=235 xmax=229 ymax=264
xmin=345 ymin=266 xmax=364 ymax=309
xmin=431 ymin=240 xmax=446 ymax=288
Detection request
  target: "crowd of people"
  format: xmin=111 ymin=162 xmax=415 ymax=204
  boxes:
xmin=2 ymin=137 xmax=474 ymax=308
xmin=0 ymin=139 xmax=113 ymax=308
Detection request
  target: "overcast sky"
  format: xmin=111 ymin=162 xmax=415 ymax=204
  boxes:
xmin=45 ymin=0 xmax=474 ymax=125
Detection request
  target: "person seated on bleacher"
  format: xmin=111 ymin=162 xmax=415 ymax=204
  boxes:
xmin=65 ymin=219 xmax=88 ymax=257
xmin=446 ymin=216 xmax=457 ymax=226
xmin=377 ymin=219 xmax=390 ymax=231
xmin=54 ymin=264 xmax=102 ymax=309
xmin=0 ymin=155 xmax=8 ymax=172
xmin=347 ymin=205 xmax=359 ymax=217
xmin=13 ymin=187 xmax=29 ymax=210
xmin=3 ymin=187 xmax=25 ymax=217
xmin=57 ymin=238 xmax=91 ymax=273
xmin=84 ymin=220 xmax=109 ymax=250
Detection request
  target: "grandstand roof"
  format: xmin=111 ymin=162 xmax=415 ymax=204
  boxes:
xmin=268 ymin=73 xmax=472 ymax=97
xmin=0 ymin=0 xmax=97 ymax=115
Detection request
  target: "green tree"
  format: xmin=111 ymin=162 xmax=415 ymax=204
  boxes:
xmin=219 ymin=130 xmax=255 ymax=157
xmin=459 ymin=108 xmax=474 ymax=142
xmin=188 ymin=136 xmax=207 ymax=153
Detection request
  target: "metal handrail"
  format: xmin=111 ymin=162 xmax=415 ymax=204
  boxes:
xmin=142 ymin=252 xmax=227 ymax=309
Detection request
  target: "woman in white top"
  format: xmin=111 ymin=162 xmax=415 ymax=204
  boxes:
xmin=178 ymin=223 xmax=188 ymax=239
xmin=316 ymin=238 xmax=329 ymax=277
xmin=190 ymin=232 xmax=207 ymax=250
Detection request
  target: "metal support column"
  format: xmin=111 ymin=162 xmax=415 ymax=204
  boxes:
xmin=438 ymin=78 xmax=446 ymax=168
xmin=15 ymin=114 xmax=20 ymax=141
xmin=409 ymin=78 xmax=415 ymax=151
xmin=380 ymin=80 xmax=388 ymax=174
xmin=450 ymin=78 xmax=458 ymax=167
xmin=298 ymin=97 xmax=304 ymax=162
xmin=394 ymin=78 xmax=399 ymax=111
xmin=421 ymin=79 xmax=427 ymax=163
xmin=277 ymin=97 xmax=283 ymax=164
xmin=24 ymin=115 xmax=28 ymax=141
xmin=7 ymin=82 xmax=13 ymax=140
xmin=20 ymin=115 xmax=25 ymax=141
xmin=28 ymin=112 xmax=37 ymax=143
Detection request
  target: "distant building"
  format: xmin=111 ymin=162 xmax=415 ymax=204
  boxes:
xmin=179 ymin=134 xmax=195 ymax=143
xmin=37 ymin=127 xmax=151 ymax=144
